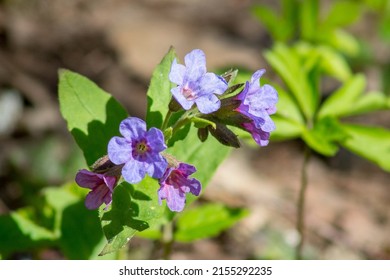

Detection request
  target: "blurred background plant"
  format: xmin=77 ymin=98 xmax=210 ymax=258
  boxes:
xmin=0 ymin=0 xmax=389 ymax=260
xmin=250 ymin=0 xmax=390 ymax=259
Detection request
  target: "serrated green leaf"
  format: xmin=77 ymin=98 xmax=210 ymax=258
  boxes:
xmin=58 ymin=69 xmax=128 ymax=166
xmin=99 ymin=178 xmax=165 ymax=255
xmin=318 ymin=74 xmax=366 ymax=118
xmin=339 ymin=124 xmax=390 ymax=172
xmin=174 ymin=203 xmax=249 ymax=242
xmin=146 ymin=47 xmax=177 ymax=129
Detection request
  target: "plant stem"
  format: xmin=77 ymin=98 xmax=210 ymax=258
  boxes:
xmin=170 ymin=110 xmax=194 ymax=135
xmin=161 ymin=110 xmax=173 ymax=131
xmin=161 ymin=221 xmax=174 ymax=260
xmin=295 ymin=145 xmax=311 ymax=260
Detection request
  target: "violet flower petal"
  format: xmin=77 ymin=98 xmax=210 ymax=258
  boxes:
xmin=195 ymin=94 xmax=221 ymax=114
xmin=169 ymin=59 xmax=186 ymax=85
xmin=171 ymin=86 xmax=195 ymax=110
xmin=75 ymin=169 xmax=103 ymax=189
xmin=184 ymin=49 xmax=207 ymax=81
xmin=119 ymin=117 xmax=146 ymax=140
xmin=122 ymin=159 xmax=146 ymax=184
xmin=158 ymin=183 xmax=186 ymax=212
xmin=107 ymin=136 xmax=132 ymax=165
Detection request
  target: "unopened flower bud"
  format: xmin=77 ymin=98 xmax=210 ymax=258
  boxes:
xmin=197 ymin=127 xmax=209 ymax=142
xmin=208 ymin=123 xmax=240 ymax=148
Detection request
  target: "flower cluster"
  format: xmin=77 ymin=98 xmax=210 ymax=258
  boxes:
xmin=75 ymin=48 xmax=278 ymax=213
xmin=233 ymin=69 xmax=278 ymax=146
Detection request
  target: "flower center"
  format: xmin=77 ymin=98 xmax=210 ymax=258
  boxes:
xmin=136 ymin=140 xmax=149 ymax=154
xmin=182 ymin=86 xmax=196 ymax=101
xmin=132 ymin=140 xmax=150 ymax=160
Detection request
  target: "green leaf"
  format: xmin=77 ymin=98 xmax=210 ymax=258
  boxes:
xmin=174 ymin=203 xmax=249 ymax=242
xmin=0 ymin=183 xmax=108 ymax=259
xmin=339 ymin=124 xmax=390 ymax=172
xmin=99 ymin=178 xmax=165 ymax=255
xmin=264 ymin=43 xmax=318 ymax=120
xmin=59 ymin=200 xmax=107 ymax=259
xmin=167 ymin=125 xmax=231 ymax=189
xmin=43 ymin=184 xmax=107 ymax=259
xmin=318 ymin=74 xmax=366 ymax=118
xmin=251 ymin=5 xmax=292 ymax=41
xmin=346 ymin=91 xmax=388 ymax=116
xmin=0 ymin=211 xmax=56 ymax=256
xmin=317 ymin=46 xmax=352 ymax=81
xmin=192 ymin=117 xmax=216 ymax=129
xmin=301 ymin=117 xmax=347 ymax=156
xmin=300 ymin=0 xmax=319 ymax=41
xmin=273 ymin=83 xmax=304 ymax=124
xmin=58 ymin=69 xmax=128 ymax=166
xmin=324 ymin=29 xmax=360 ymax=56
xmin=323 ymin=1 xmax=361 ymax=28
xmin=146 ymin=47 xmax=177 ymax=129
xmin=379 ymin=14 xmax=390 ymax=42
xmin=271 ymin=115 xmax=303 ymax=141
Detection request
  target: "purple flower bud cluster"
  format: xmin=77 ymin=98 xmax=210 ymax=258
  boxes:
xmin=75 ymin=48 xmax=278 ymax=213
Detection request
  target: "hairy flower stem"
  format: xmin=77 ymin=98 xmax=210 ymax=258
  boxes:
xmin=295 ymin=146 xmax=311 ymax=260
xmin=161 ymin=221 xmax=174 ymax=260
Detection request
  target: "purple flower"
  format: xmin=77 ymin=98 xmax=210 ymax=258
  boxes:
xmin=158 ymin=163 xmax=201 ymax=212
xmin=242 ymin=122 xmax=271 ymax=146
xmin=235 ymin=69 xmax=278 ymax=146
xmin=169 ymin=49 xmax=228 ymax=114
xmin=75 ymin=169 xmax=117 ymax=210
xmin=108 ymin=117 xmax=168 ymax=184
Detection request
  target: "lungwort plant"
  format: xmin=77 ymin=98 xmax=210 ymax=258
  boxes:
xmin=0 ymin=47 xmax=279 ymax=259
xmin=60 ymin=47 xmax=279 ymax=258
xmin=39 ymin=47 xmax=278 ymax=259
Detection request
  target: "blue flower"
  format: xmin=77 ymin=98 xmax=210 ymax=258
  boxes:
xmin=108 ymin=117 xmax=168 ymax=184
xmin=235 ymin=69 xmax=278 ymax=146
xmin=169 ymin=49 xmax=228 ymax=114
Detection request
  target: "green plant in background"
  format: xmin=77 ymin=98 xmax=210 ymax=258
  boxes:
xmin=250 ymin=0 xmax=390 ymax=260
xmin=263 ymin=42 xmax=390 ymax=259
xmin=252 ymin=0 xmax=362 ymax=56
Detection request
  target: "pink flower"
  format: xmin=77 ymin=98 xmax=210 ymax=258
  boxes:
xmin=75 ymin=169 xmax=117 ymax=210
xmin=158 ymin=163 xmax=201 ymax=212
